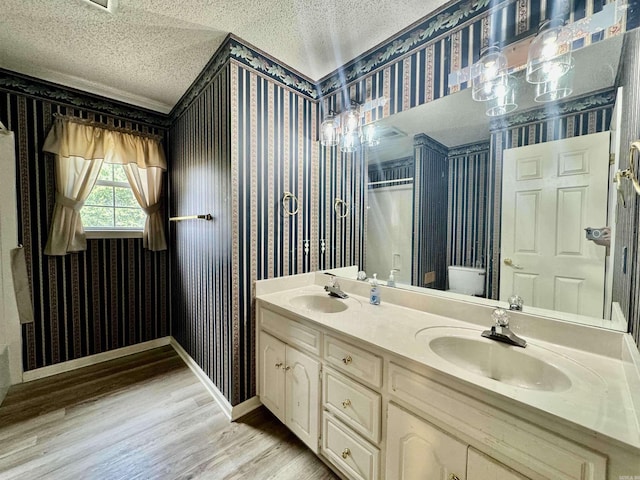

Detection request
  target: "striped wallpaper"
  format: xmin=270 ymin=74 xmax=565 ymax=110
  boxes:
xmin=169 ymin=63 xmax=234 ymax=401
xmin=412 ymin=134 xmax=449 ymax=289
xmin=230 ymin=61 xmax=319 ymax=402
xmin=169 ymin=49 xmax=325 ymax=404
xmin=447 ymin=143 xmax=491 ymax=272
xmin=487 ymin=90 xmax=615 ymax=299
xmin=614 ymin=28 xmax=640 ymax=343
xmin=0 ymin=73 xmax=169 ymax=371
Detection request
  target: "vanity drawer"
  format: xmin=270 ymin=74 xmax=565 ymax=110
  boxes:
xmin=324 ymin=336 xmax=382 ymax=388
xmin=323 ymin=367 xmax=381 ymax=444
xmin=322 ymin=413 xmax=380 ymax=480
xmin=260 ymin=307 xmax=321 ymax=355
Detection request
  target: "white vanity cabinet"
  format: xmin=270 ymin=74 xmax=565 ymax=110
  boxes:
xmin=255 ymin=291 xmax=632 ymax=480
xmin=386 ymin=403 xmax=529 ymax=480
xmin=258 ymin=330 xmax=320 ymax=453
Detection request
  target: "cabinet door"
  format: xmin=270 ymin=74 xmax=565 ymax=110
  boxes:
xmin=386 ymin=404 xmax=467 ymax=480
xmin=259 ymin=331 xmax=286 ymax=423
xmin=285 ymin=345 xmax=320 ymax=453
xmin=467 ymin=448 xmax=529 ymax=480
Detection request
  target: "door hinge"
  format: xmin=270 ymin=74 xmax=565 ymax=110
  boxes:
xmin=318 ymin=434 xmax=322 ymax=449
xmin=610 ymin=153 xmax=616 ymax=165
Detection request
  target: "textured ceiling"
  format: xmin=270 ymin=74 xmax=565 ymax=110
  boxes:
xmin=0 ymin=0 xmax=451 ymax=113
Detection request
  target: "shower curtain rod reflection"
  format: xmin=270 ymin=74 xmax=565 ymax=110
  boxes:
xmin=367 ymin=177 xmax=414 ymax=187
xmin=169 ymin=214 xmax=213 ymax=222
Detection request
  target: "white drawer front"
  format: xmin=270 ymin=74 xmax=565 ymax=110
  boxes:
xmin=388 ymin=362 xmax=607 ymax=480
xmin=322 ymin=413 xmax=380 ymax=480
xmin=260 ymin=307 xmax=321 ymax=355
xmin=324 ymin=336 xmax=382 ymax=388
xmin=323 ymin=367 xmax=381 ymax=443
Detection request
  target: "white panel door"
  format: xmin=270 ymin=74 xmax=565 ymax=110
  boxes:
xmin=500 ymin=132 xmax=609 ymax=316
xmin=467 ymin=448 xmax=529 ymax=480
xmin=386 ymin=403 xmax=467 ymax=480
xmin=258 ymin=331 xmax=286 ymax=423
xmin=285 ymin=345 xmax=320 ymax=453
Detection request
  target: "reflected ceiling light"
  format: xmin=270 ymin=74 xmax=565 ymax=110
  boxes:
xmin=486 ymin=77 xmax=518 ymax=116
xmin=526 ymin=19 xmax=573 ymax=85
xmin=534 ymin=58 xmax=575 ymax=102
xmin=320 ymin=112 xmax=339 ymax=147
xmin=361 ymin=124 xmax=380 ymax=147
xmin=471 ymin=46 xmax=509 ymax=102
xmin=320 ymin=101 xmax=385 ymax=152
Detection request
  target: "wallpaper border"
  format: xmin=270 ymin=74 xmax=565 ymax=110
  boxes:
xmin=490 ymin=88 xmax=617 ymax=130
xmin=318 ymin=0 xmax=495 ymax=96
xmin=0 ymin=69 xmax=170 ymax=128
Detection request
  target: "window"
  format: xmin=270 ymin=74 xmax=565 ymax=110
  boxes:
xmin=81 ymin=163 xmax=145 ymax=236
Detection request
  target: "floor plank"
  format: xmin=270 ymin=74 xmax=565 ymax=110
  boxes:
xmin=0 ymin=346 xmax=338 ymax=480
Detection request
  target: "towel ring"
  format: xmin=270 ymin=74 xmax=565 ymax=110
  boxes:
xmin=334 ymin=198 xmax=349 ymax=219
xmin=282 ymin=192 xmax=299 ymax=216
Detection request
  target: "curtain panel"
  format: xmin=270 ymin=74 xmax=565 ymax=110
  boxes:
xmin=43 ymin=117 xmax=167 ymax=255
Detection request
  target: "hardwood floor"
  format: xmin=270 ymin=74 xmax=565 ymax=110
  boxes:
xmin=0 ymin=346 xmax=338 ymax=480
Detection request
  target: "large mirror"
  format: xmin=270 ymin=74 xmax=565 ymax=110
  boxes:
xmin=346 ymin=34 xmax=630 ymax=331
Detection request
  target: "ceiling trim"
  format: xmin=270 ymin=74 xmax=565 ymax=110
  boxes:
xmin=318 ymin=0 xmax=494 ymax=96
xmin=489 ymin=88 xmax=616 ymax=131
xmin=0 ymin=61 xmax=173 ymax=114
xmin=0 ymin=69 xmax=170 ymax=128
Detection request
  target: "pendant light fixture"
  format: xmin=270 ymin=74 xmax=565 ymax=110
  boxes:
xmin=471 ymin=46 xmax=509 ymax=102
xmin=485 ymin=77 xmax=518 ymax=116
xmin=526 ymin=19 xmax=573 ymax=85
xmin=534 ymin=57 xmax=575 ymax=102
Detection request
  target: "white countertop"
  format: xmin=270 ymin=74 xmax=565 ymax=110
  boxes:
xmin=256 ymin=275 xmax=640 ymax=452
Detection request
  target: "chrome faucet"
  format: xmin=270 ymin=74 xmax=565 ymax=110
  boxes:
xmin=508 ymin=294 xmax=524 ymax=311
xmin=481 ymin=308 xmax=527 ymax=348
xmin=324 ymin=273 xmax=349 ymax=299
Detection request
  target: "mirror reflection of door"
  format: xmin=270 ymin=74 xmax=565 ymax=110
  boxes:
xmin=500 ymin=131 xmax=610 ymax=317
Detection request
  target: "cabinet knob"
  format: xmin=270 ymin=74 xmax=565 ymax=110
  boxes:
xmin=342 ymin=355 xmax=352 ymax=365
xmin=284 ymin=365 xmax=291 ymax=371
xmin=448 ymin=474 xmax=460 ymax=480
xmin=341 ymin=448 xmax=351 ymax=459
xmin=342 ymin=399 xmax=351 ymax=408
xmin=275 ymin=362 xmax=283 ymax=369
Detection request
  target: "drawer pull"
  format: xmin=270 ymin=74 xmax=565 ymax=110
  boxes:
xmin=275 ymin=362 xmax=283 ymax=369
xmin=448 ymin=475 xmax=460 ymax=480
xmin=342 ymin=399 xmax=351 ymax=408
xmin=341 ymin=448 xmax=351 ymax=459
xmin=284 ymin=365 xmax=291 ymax=371
xmin=342 ymin=355 xmax=353 ymax=365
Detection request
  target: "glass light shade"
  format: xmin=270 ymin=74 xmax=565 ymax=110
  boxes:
xmin=340 ymin=131 xmax=359 ymax=153
xmin=486 ymin=79 xmax=518 ymax=116
xmin=471 ymin=46 xmax=509 ymax=101
xmin=361 ymin=124 xmax=380 ymax=147
xmin=534 ymin=59 xmax=574 ymax=102
xmin=526 ymin=20 xmax=572 ymax=84
xmin=343 ymin=108 xmax=360 ymax=134
xmin=320 ymin=114 xmax=338 ymax=147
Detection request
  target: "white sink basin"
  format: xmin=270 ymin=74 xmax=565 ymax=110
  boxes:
xmin=416 ymin=327 xmax=600 ymax=392
xmin=289 ymin=294 xmax=349 ymax=313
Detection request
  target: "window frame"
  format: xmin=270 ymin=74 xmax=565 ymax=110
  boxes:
xmin=82 ymin=164 xmax=145 ymax=238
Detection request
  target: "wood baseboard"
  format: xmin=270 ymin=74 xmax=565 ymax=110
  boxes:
xmin=22 ymin=337 xmax=172 ymax=382
xmin=168 ymin=337 xmax=261 ymax=421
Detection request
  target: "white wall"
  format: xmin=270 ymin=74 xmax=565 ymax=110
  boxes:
xmin=0 ymin=123 xmax=23 ymax=390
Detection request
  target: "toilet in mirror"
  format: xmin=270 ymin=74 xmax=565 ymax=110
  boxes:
xmin=335 ymin=32 xmax=634 ymax=332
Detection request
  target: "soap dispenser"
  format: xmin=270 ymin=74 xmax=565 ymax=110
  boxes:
xmin=370 ymin=273 xmax=381 ymax=305
xmin=387 ymin=270 xmax=396 ymax=288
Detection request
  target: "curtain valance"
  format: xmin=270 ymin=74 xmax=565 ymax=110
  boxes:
xmin=43 ymin=117 xmax=167 ymax=170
